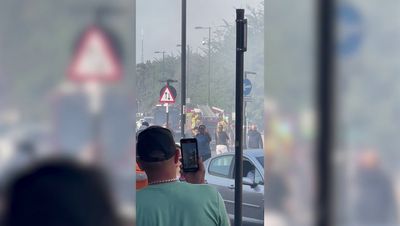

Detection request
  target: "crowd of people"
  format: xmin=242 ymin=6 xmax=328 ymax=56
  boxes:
xmin=138 ymin=115 xmax=264 ymax=162
xmin=189 ymin=123 xmax=264 ymax=162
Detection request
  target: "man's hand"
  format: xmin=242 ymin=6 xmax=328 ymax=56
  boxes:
xmin=181 ymin=158 xmax=206 ymax=184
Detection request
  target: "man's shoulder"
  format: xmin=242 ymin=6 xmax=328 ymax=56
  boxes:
xmin=137 ymin=182 xmax=217 ymax=193
xmin=137 ymin=182 xmax=219 ymax=206
xmin=180 ymin=182 xmax=218 ymax=192
xmin=178 ymin=183 xmax=222 ymax=208
xmin=136 ymin=186 xmax=151 ymax=197
xmin=175 ymin=183 xmax=221 ymax=200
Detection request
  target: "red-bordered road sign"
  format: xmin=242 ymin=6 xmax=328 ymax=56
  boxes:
xmin=159 ymin=85 xmax=177 ymax=99
xmin=159 ymin=86 xmax=176 ymax=103
xmin=68 ymin=26 xmax=122 ymax=82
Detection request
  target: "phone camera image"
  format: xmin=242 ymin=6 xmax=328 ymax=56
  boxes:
xmin=180 ymin=139 xmax=199 ymax=171
xmin=183 ymin=143 xmax=197 ymax=168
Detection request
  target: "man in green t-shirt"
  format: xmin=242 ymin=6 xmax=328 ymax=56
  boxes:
xmin=136 ymin=126 xmax=230 ymax=226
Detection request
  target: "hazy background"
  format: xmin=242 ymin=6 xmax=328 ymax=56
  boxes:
xmin=266 ymin=0 xmax=400 ymax=226
xmin=137 ymin=0 xmax=261 ymax=62
xmin=0 ymin=0 xmax=136 ymax=224
xmin=0 ymin=0 xmax=399 ymax=226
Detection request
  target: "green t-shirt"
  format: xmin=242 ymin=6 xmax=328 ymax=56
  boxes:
xmin=137 ymin=181 xmax=230 ymax=226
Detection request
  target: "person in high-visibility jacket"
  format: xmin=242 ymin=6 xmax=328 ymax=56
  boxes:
xmin=136 ymin=163 xmax=148 ymax=190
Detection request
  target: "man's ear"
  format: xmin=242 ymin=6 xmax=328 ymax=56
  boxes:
xmin=174 ymin=148 xmax=180 ymax=164
xmin=137 ymin=159 xmax=144 ymax=169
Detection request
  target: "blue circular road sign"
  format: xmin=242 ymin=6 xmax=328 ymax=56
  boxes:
xmin=338 ymin=3 xmax=363 ymax=56
xmin=244 ymin=79 xmax=252 ymax=96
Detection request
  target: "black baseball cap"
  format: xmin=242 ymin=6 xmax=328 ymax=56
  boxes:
xmin=136 ymin=126 xmax=176 ymax=162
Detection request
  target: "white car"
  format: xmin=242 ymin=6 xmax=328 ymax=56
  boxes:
xmin=204 ymin=149 xmax=264 ymax=226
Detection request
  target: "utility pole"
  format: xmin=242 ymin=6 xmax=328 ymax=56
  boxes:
xmin=316 ymin=0 xmax=335 ymax=225
xmin=181 ymin=0 xmax=187 ymax=138
xmin=207 ymin=27 xmax=211 ymax=105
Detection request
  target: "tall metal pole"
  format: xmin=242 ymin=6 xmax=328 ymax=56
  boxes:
xmin=316 ymin=0 xmax=335 ymax=225
xmin=208 ymin=27 xmax=211 ymax=106
xmin=243 ymin=72 xmax=247 ymax=149
xmin=162 ymin=52 xmax=165 ymax=78
xmin=187 ymin=46 xmax=190 ymax=75
xmin=141 ymin=29 xmax=144 ymax=63
xmin=234 ymin=9 xmax=246 ymax=226
xmin=181 ymin=0 xmax=187 ymax=138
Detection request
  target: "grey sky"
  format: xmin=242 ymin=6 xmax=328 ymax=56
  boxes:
xmin=136 ymin=0 xmax=262 ymax=62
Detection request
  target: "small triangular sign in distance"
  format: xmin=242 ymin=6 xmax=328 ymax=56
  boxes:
xmin=68 ymin=26 xmax=122 ymax=82
xmin=159 ymin=86 xmax=175 ymax=103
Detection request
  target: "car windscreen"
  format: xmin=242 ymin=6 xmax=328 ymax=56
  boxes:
xmin=256 ymin=157 xmax=264 ymax=167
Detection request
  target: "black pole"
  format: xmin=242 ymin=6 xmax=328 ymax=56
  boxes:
xmin=243 ymin=102 xmax=247 ymax=149
xmin=181 ymin=0 xmax=187 ymax=138
xmin=316 ymin=0 xmax=335 ymax=225
xmin=208 ymin=27 xmax=211 ymax=106
xmin=243 ymin=72 xmax=247 ymax=149
xmin=234 ymin=9 xmax=246 ymax=226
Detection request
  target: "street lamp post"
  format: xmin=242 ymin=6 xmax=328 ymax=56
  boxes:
xmin=177 ymin=44 xmax=190 ymax=138
xmin=181 ymin=0 xmax=187 ymax=138
xmin=194 ymin=26 xmax=211 ymax=106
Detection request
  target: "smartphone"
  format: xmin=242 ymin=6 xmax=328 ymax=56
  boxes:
xmin=180 ymin=138 xmax=199 ymax=172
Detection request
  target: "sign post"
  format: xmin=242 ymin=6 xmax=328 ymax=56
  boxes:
xmin=243 ymin=71 xmax=256 ymax=149
xmin=68 ymin=25 xmax=122 ymax=162
xmin=159 ymin=85 xmax=176 ymax=128
xmin=166 ymin=103 xmax=169 ymax=128
xmin=338 ymin=2 xmax=362 ymax=57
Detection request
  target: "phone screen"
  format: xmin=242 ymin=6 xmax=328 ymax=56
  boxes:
xmin=180 ymin=139 xmax=199 ymax=171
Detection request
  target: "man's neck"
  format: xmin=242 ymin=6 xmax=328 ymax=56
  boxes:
xmin=146 ymin=169 xmax=177 ymax=184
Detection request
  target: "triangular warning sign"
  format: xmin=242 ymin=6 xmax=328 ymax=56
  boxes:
xmin=159 ymin=86 xmax=176 ymax=103
xmin=68 ymin=26 xmax=122 ymax=82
